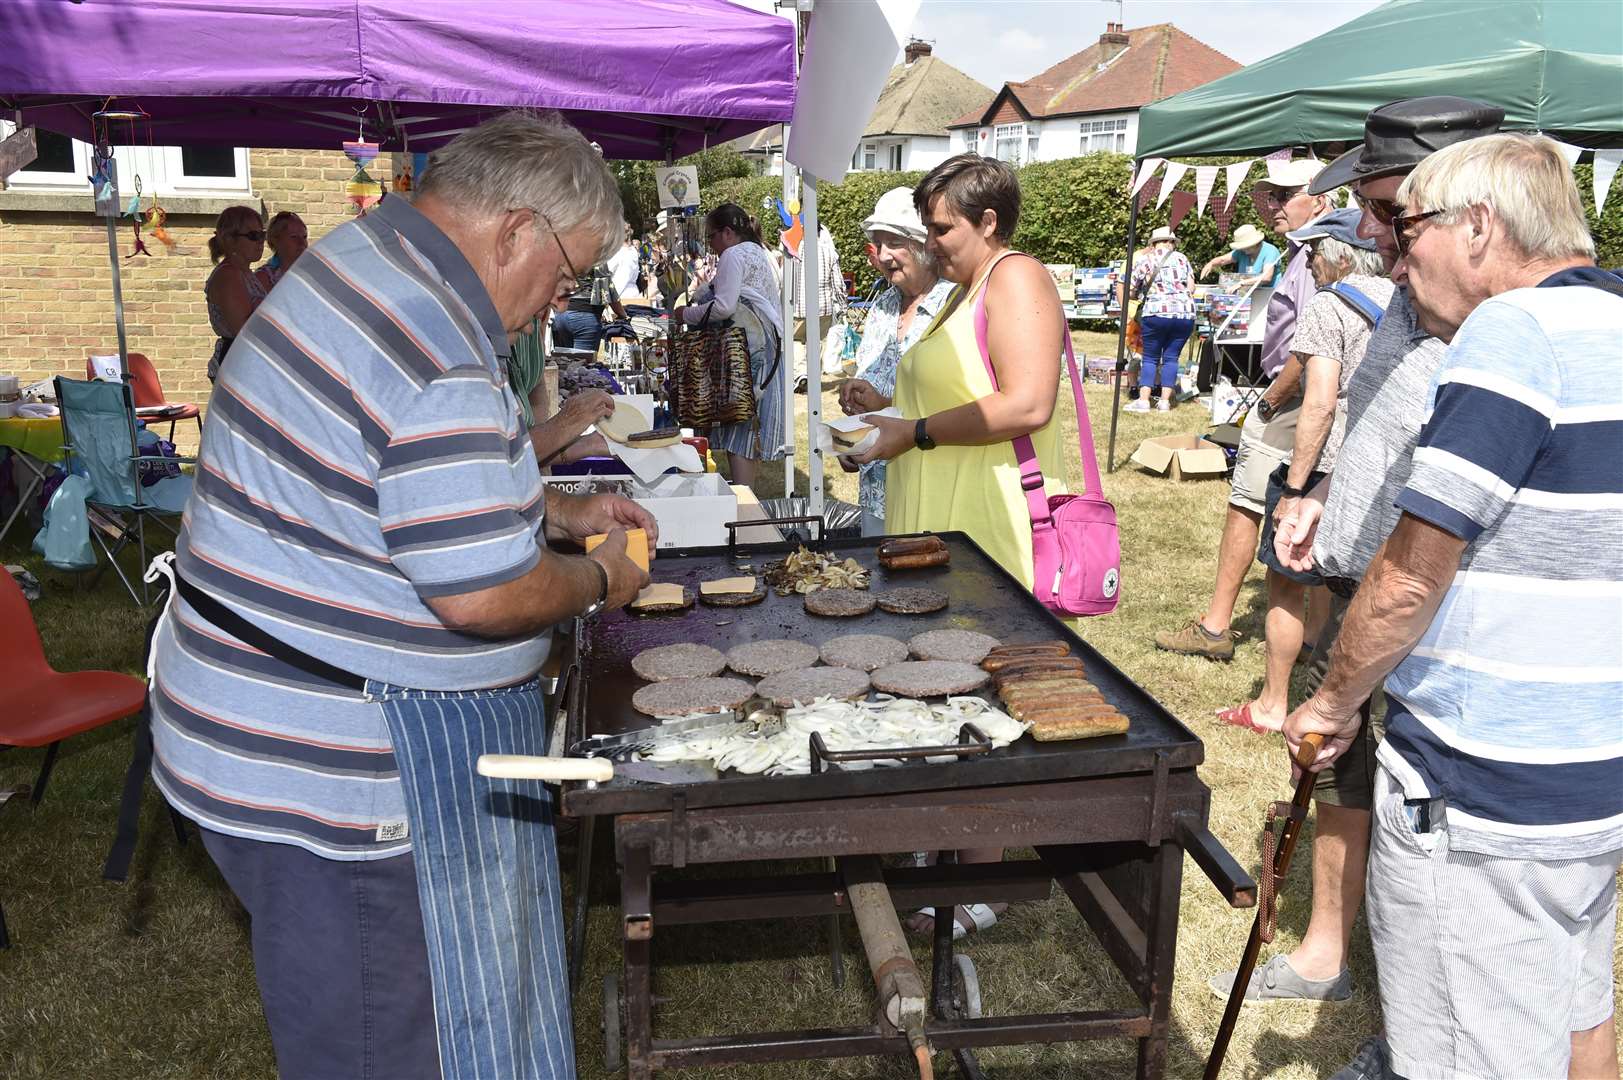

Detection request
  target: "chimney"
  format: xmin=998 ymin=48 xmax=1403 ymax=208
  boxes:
xmin=1098 ymin=21 xmax=1130 ymax=62
xmin=905 ymin=40 xmax=932 ymax=64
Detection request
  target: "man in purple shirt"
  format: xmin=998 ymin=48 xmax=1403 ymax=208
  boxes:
xmin=1155 ymin=158 xmax=1334 ymax=661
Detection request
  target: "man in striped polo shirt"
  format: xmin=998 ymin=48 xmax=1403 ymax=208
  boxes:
xmin=1286 ymin=134 xmax=1621 ymax=1079
xmin=151 ymin=112 xmax=652 ymax=1079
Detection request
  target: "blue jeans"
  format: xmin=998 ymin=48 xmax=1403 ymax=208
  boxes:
xmin=551 ymin=309 xmax=602 ymax=352
xmin=1139 ymin=315 xmax=1195 ymax=390
xmin=368 ymin=678 xmax=576 ymax=1080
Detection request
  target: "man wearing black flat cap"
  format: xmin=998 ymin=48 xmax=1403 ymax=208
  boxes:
xmin=1215 ymin=96 xmax=1505 ymax=1080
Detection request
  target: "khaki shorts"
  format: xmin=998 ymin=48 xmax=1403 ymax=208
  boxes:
xmin=1307 ymin=591 xmax=1383 ymax=809
xmin=1228 ymin=401 xmax=1298 ymax=514
xmin=1367 ymin=765 xmax=1620 ymax=1079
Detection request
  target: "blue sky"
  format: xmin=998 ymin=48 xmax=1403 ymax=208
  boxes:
xmin=731 ymin=0 xmax=1389 ymax=89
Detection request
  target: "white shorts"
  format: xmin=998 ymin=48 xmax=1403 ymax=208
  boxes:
xmin=1228 ymin=403 xmax=1297 ymax=514
xmin=1366 ymin=765 xmax=1619 ymax=1080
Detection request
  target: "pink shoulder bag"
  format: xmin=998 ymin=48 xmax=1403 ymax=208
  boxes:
xmin=974 ymin=255 xmax=1121 ymax=617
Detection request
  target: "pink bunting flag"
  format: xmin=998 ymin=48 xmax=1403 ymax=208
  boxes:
xmin=1194 ymin=165 xmax=1218 ymax=218
xmin=1167 ymin=190 xmax=1198 ymax=232
xmin=1222 ymin=160 xmax=1254 ymax=210
xmin=1135 ymin=176 xmax=1161 ymax=212
xmin=1213 ymin=198 xmax=1236 ymax=240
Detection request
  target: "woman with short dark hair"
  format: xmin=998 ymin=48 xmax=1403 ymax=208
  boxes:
xmin=680 ymin=201 xmax=784 ymax=488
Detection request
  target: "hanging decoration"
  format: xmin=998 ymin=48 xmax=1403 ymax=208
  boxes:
xmin=1194 ymin=165 xmax=1218 ymax=217
xmin=125 ymin=176 xmax=151 ymax=258
xmin=1551 ymin=140 xmax=1584 ymax=171
xmin=343 ymin=139 xmax=385 ymax=215
xmin=1212 ymin=196 xmax=1236 ymax=241
xmin=1222 ymin=160 xmax=1254 ymax=211
xmin=1134 ymin=176 xmax=1161 ymax=212
xmin=1157 ymin=161 xmax=1190 ymax=209
xmin=1167 ymin=189 xmax=1198 ymax=232
xmin=1131 ymin=157 xmax=1165 ymax=197
xmin=1594 ymin=149 xmax=1622 ymax=216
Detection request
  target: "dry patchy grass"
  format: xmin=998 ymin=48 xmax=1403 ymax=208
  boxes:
xmin=2 ymin=336 xmax=1616 ymax=1077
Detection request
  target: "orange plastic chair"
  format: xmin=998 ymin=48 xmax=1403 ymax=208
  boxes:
xmin=84 ymin=352 xmax=203 ymax=443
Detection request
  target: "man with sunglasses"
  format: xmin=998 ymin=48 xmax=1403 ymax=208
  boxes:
xmin=1155 ymin=158 xmax=1334 ymax=661
xmin=1282 ymin=122 xmax=1621 ymax=1079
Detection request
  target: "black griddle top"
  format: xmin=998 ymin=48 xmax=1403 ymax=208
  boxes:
xmin=563 ymin=532 xmax=1202 ymax=816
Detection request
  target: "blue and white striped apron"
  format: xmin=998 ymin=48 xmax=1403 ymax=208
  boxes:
xmin=368 ymin=679 xmax=576 ymax=1080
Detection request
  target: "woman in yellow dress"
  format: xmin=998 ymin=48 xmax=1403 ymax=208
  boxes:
xmin=854 ymin=154 xmax=1068 ymax=593
xmin=853 ymin=153 xmax=1074 ymax=941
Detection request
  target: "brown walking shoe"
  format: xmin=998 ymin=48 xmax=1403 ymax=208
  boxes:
xmin=1154 ymin=619 xmax=1236 ymax=661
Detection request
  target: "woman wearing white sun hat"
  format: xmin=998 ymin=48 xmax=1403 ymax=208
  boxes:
xmin=1201 ymin=221 xmax=1283 ymax=287
xmin=1125 ymin=225 xmax=1195 ymax=412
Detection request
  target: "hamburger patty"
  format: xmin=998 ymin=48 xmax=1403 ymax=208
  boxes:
xmin=909 ymin=629 xmax=1001 ymax=664
xmin=804 ymin=588 xmax=878 ymax=617
xmin=631 ymin=676 xmax=756 ymax=718
xmin=754 ymin=666 xmax=871 ymax=707
xmin=819 ymin=633 xmax=909 ymax=672
xmin=869 ymin=660 xmax=989 ymax=697
xmin=874 ymin=587 xmax=949 ymax=615
xmin=630 ymin=643 xmax=726 ymax=682
xmin=726 ymin=639 xmax=821 ymax=677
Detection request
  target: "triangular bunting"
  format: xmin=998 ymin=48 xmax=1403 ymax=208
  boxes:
xmin=1222 ymin=160 xmax=1255 ymax=210
xmin=1213 ymin=199 xmax=1236 ymax=240
xmin=1552 ymin=140 xmax=1584 ymax=170
xmin=1132 ymin=158 xmax=1164 ymax=197
xmin=1136 ymin=176 xmax=1161 ymax=212
xmin=1593 ymin=149 xmax=1622 ymax=216
xmin=1167 ymin=190 xmax=1198 ymax=232
xmin=1194 ymin=166 xmax=1218 ymax=218
xmin=1158 ymin=162 xmax=1189 ymax=208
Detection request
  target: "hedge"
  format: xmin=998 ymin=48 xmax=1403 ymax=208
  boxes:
xmin=690 ymin=152 xmax=1623 ymax=295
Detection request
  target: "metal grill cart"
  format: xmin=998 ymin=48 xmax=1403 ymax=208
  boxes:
xmin=557 ymin=531 xmax=1253 ymax=1078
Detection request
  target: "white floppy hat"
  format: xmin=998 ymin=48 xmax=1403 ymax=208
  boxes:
xmin=1147 ymin=225 xmax=1177 ymax=244
xmin=1230 ymin=224 xmax=1266 ymax=250
xmin=862 ymin=187 xmax=926 ymax=244
xmin=1258 ymin=158 xmax=1324 ymax=190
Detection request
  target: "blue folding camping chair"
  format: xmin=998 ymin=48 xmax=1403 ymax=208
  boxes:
xmin=54 ymin=377 xmax=193 ymax=605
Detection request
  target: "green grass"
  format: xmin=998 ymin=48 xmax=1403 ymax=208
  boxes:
xmin=3 ymin=338 xmax=1617 ymax=1077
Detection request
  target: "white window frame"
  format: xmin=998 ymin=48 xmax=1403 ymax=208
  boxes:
xmin=992 ymin=123 xmax=1026 ymax=164
xmin=1 ymin=121 xmax=251 ymax=196
xmin=862 ymin=143 xmax=877 ymax=170
xmin=888 ymin=143 xmax=902 ymax=171
xmin=1080 ymin=117 xmax=1130 ymax=155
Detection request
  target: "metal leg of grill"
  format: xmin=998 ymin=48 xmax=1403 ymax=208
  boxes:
xmin=569 ymin=812 xmax=596 ymax=992
xmin=825 ymin=855 xmax=845 ymax=989
xmin=927 ymin=851 xmax=988 ymax=1079
xmin=1137 ymin=841 xmax=1183 ymax=1080
xmin=622 ymin=843 xmax=654 ymax=1080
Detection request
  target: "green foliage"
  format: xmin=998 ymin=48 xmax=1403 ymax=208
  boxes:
xmin=611 ymin=146 xmax=755 ymax=235
xmin=1574 ymin=163 xmax=1623 ymax=267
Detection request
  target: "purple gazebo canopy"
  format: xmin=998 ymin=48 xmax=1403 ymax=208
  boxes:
xmin=0 ymin=0 xmax=796 ymax=158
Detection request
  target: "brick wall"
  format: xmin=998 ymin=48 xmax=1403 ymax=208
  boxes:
xmin=0 ymin=148 xmax=364 ymax=451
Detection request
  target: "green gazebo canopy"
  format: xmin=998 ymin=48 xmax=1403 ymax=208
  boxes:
xmin=1136 ymin=0 xmax=1623 ymax=159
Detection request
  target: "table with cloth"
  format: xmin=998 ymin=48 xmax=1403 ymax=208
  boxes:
xmin=0 ymin=416 xmax=65 ymax=546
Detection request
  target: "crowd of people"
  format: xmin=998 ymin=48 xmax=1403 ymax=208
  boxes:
xmin=147 ymin=93 xmax=1620 ymax=1080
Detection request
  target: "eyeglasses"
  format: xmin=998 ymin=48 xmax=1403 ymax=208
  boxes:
xmin=1255 ymin=187 xmax=1304 ymax=210
xmin=233 ymin=230 xmax=266 ymax=242
xmin=533 ymin=210 xmax=581 ymax=288
xmin=1351 ymin=190 xmax=1404 ymax=226
xmin=1391 ymin=208 xmax=1445 ymax=256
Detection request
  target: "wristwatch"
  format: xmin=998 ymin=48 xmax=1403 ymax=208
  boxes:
xmin=914 ymin=417 xmax=937 ymax=451
xmin=1254 ymin=397 xmax=1278 ymax=422
xmin=1280 ymin=481 xmax=1309 ymax=499
xmin=581 ymin=558 xmax=610 ymax=618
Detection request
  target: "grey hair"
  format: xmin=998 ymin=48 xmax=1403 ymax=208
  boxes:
xmin=419 ymin=110 xmax=624 ymax=264
xmin=1314 ymin=236 xmax=1385 ymax=282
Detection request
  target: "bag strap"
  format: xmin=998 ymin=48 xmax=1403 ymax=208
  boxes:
xmin=175 ymin=571 xmax=367 ymax=691
xmin=1320 ymin=282 xmax=1386 ymax=328
xmin=971 ymin=252 xmax=1103 ymax=531
xmin=1131 ymin=247 xmax=1176 ymax=301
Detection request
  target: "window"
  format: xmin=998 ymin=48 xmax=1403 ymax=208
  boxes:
xmin=862 ymin=144 xmax=877 ymax=170
xmin=1081 ymin=117 xmax=1129 ymax=154
xmin=1 ymin=121 xmax=252 ymax=195
xmin=889 ymin=144 xmax=902 ymax=171
xmin=993 ymin=123 xmax=1026 ymax=164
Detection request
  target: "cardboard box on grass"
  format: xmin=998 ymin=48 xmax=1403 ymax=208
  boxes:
xmin=1130 ymin=434 xmax=1229 ymax=481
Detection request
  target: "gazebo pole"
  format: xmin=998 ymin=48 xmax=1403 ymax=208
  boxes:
xmin=803 ymin=174 xmax=824 ymax=518
xmin=1105 ymin=173 xmax=1141 ymax=472
xmin=781 ymin=149 xmax=797 ymax=497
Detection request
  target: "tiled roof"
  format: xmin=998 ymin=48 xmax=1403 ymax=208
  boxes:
xmin=948 ymin=23 xmax=1240 ymax=128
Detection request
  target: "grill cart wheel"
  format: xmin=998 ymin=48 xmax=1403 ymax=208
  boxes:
xmin=952 ymin=954 xmax=983 ymax=1020
xmin=602 ymin=972 xmax=623 ymax=1071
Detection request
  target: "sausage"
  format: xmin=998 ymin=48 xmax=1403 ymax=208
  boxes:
xmin=985 ymin=641 xmax=1071 ymax=658
xmin=999 ymin=681 xmax=1101 ymax=703
xmin=986 ymin=656 xmax=1088 ymax=679
xmin=1013 ymin=699 xmax=1122 ymax=723
xmin=878 ymin=535 xmax=950 ymax=570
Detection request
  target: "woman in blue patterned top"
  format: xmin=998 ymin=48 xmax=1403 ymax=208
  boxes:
xmin=837 ymin=187 xmax=957 ymax=535
xmin=1124 ymin=225 xmax=1196 ymax=413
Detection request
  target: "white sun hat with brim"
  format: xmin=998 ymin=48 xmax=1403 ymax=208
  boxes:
xmin=1147 ymin=225 xmax=1178 ymax=244
xmin=861 ymin=186 xmax=926 ymax=244
xmin=1230 ymin=224 xmax=1266 ymax=250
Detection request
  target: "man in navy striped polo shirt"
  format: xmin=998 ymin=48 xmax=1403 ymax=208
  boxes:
xmin=151 ymin=112 xmax=652 ymax=1079
xmin=1285 ymin=134 xmax=1621 ymax=1079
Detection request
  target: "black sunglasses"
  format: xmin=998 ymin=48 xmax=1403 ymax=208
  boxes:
xmin=1352 ymin=190 xmax=1403 ymax=226
xmin=1391 ymin=208 xmax=1445 ymax=256
xmin=233 ymin=229 xmax=266 ymax=242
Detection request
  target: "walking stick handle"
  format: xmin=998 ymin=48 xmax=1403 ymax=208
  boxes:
xmin=1293 ymin=731 xmax=1325 ymax=771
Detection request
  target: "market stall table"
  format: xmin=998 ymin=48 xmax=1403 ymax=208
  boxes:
xmin=553 ymin=531 xmax=1253 ymax=1078
xmin=0 ymin=415 xmax=64 ymax=546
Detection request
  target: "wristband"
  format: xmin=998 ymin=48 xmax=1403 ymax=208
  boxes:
xmin=1280 ymin=482 xmax=1309 ymax=499
xmin=582 ymin=558 xmax=609 ymax=618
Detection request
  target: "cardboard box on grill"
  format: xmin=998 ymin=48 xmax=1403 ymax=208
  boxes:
xmin=1130 ymin=434 xmax=1228 ymax=481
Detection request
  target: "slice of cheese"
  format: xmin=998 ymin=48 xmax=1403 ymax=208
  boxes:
xmin=630 ymin=582 xmax=687 ymax=609
xmin=700 ymin=576 xmax=757 ymax=596
xmin=585 ymin=528 xmax=649 ymax=572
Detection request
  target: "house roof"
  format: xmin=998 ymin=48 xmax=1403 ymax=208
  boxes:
xmin=864 ymin=54 xmax=995 ymax=138
xmin=948 ymin=23 xmax=1240 ymax=128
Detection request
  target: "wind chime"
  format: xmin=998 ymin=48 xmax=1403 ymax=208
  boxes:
xmin=342 ymin=110 xmax=386 ymax=216
xmin=92 ymin=103 xmax=177 ymax=259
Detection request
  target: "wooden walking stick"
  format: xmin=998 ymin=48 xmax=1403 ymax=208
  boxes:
xmin=1204 ymin=732 xmax=1324 ymax=1079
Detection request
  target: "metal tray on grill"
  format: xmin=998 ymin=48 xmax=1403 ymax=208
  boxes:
xmin=563 ymin=531 xmax=1203 ymax=816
